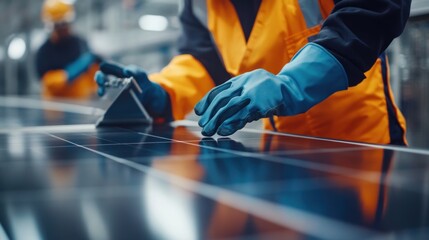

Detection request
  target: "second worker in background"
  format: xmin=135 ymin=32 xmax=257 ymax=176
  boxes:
xmin=36 ymin=0 xmax=100 ymax=100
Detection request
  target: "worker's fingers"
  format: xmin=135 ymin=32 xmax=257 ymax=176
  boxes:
xmin=123 ymin=65 xmax=151 ymax=88
xmin=99 ymin=62 xmax=128 ymax=78
xmin=95 ymin=71 xmax=106 ymax=85
xmin=198 ymin=87 xmax=242 ymax=127
xmin=97 ymin=87 xmax=105 ymax=97
xmin=194 ymin=82 xmax=232 ymax=116
xmin=95 ymin=71 xmax=106 ymax=96
xmin=217 ymin=108 xmax=262 ymax=136
xmin=201 ymin=97 xmax=250 ymax=136
xmin=216 ymin=110 xmax=250 ymax=136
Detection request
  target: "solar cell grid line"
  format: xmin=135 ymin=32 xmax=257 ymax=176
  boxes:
xmin=220 ymin=178 xmax=337 ymax=195
xmin=79 ymin=133 xmax=177 ymax=145
xmin=165 ymin=120 xmax=429 ymax=158
xmin=170 ymin=131 xmax=429 ymax=199
xmin=0 ymin=124 xmax=96 ymax=134
xmin=243 ymin=127 xmax=429 ymax=156
xmin=0 ymin=96 xmax=105 ymax=116
xmin=25 ymin=123 xmax=422 ymax=193
xmin=0 ymin=128 xmax=424 ymax=239
xmin=132 ymin=131 xmax=412 ymax=190
xmin=45 ymin=133 xmax=379 ymax=239
xmin=2 ymin=97 xmax=429 ymax=239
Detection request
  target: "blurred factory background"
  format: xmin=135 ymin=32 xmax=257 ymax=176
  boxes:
xmin=0 ymin=0 xmax=428 ymax=148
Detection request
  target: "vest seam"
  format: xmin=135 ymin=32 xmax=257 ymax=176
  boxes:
xmin=380 ymin=54 xmax=406 ymax=145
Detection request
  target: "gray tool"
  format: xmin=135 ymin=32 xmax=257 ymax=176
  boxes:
xmin=96 ymin=76 xmax=153 ymax=127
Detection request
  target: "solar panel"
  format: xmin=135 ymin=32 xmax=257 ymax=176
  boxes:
xmin=1 ymin=96 xmax=429 ymax=240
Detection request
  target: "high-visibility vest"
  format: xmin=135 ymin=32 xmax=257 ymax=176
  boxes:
xmin=42 ymin=64 xmax=98 ymax=100
xmin=150 ymin=0 xmax=407 ymax=145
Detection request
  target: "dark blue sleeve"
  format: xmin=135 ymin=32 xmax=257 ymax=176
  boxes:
xmin=177 ymin=0 xmax=231 ymax=86
xmin=313 ymin=0 xmax=411 ymax=86
xmin=35 ymin=36 xmax=90 ymax=79
xmin=36 ymin=44 xmax=49 ymax=79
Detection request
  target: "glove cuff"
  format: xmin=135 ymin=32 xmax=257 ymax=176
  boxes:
xmin=65 ymin=53 xmax=94 ymax=82
xmin=277 ymin=43 xmax=348 ymax=115
xmin=140 ymin=83 xmax=173 ymax=121
xmin=283 ymin=43 xmax=348 ymax=91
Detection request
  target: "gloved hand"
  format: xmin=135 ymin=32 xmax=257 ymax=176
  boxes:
xmin=64 ymin=52 xmax=95 ymax=82
xmin=194 ymin=43 xmax=348 ymax=136
xmin=95 ymin=62 xmax=171 ymax=118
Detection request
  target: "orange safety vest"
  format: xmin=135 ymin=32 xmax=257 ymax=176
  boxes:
xmin=150 ymin=0 xmax=407 ymax=145
xmin=42 ymin=63 xmax=98 ymax=100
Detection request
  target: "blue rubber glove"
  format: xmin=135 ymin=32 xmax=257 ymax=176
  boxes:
xmin=65 ymin=52 xmax=95 ymax=82
xmin=95 ymin=62 xmax=171 ymax=118
xmin=194 ymin=43 xmax=348 ymax=136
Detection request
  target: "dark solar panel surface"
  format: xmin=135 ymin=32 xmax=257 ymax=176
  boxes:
xmin=1 ymin=97 xmax=429 ymax=240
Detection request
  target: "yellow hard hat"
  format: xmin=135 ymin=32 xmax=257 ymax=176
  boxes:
xmin=41 ymin=0 xmax=75 ymax=23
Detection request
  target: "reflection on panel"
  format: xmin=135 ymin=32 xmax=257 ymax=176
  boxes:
xmin=2 ymin=122 xmax=429 ymax=239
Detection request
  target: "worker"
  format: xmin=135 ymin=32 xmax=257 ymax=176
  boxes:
xmin=97 ymin=0 xmax=411 ymax=145
xmin=36 ymin=0 xmax=100 ymax=99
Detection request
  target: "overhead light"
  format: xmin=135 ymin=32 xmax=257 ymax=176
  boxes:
xmin=8 ymin=37 xmax=26 ymax=60
xmin=139 ymin=15 xmax=168 ymax=31
xmin=60 ymin=0 xmax=76 ymax=4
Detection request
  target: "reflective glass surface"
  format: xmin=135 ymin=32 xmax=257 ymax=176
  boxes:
xmin=1 ymin=98 xmax=429 ymax=240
